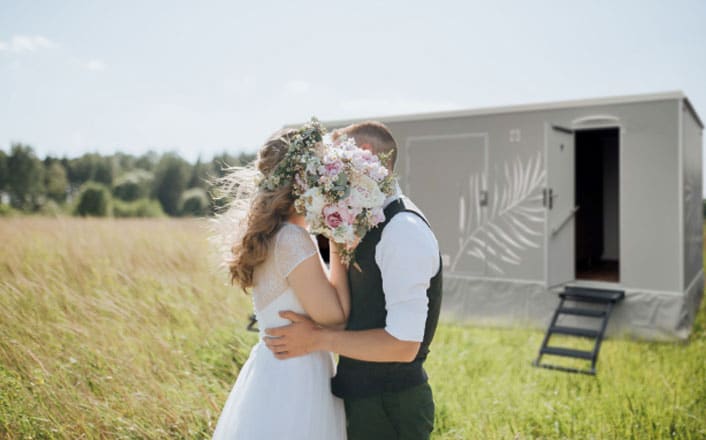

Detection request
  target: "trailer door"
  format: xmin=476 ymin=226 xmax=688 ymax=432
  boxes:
xmin=406 ymin=133 xmax=488 ymax=276
xmin=546 ymin=124 xmax=576 ymax=287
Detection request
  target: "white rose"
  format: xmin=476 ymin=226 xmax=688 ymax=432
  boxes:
xmin=348 ymin=173 xmax=385 ymax=209
xmin=302 ymin=187 xmax=325 ymax=216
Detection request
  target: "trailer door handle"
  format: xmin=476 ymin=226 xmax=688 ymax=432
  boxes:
xmin=542 ymin=188 xmax=556 ymax=209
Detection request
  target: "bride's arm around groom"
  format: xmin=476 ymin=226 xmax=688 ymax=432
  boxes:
xmin=286 ymin=234 xmax=351 ymax=327
xmin=266 ymin=226 xmax=435 ymax=363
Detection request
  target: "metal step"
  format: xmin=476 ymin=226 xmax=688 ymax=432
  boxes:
xmin=557 ymin=307 xmax=606 ymax=318
xmin=561 ymin=287 xmax=625 ymax=303
xmin=534 ymin=287 xmax=625 ymax=375
xmin=541 ymin=346 xmax=594 ymax=360
xmin=550 ymin=325 xmax=600 ymax=338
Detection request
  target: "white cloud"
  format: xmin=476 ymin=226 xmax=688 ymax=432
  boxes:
xmin=0 ymin=35 xmax=56 ymax=53
xmin=284 ymin=80 xmax=311 ymax=95
xmin=84 ymin=59 xmax=106 ymax=72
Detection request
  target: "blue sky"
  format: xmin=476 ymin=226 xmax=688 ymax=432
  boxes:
xmin=1 ymin=0 xmax=705 ymax=162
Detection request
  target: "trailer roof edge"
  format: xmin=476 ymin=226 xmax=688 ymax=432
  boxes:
xmin=286 ymin=91 xmax=702 ymax=129
xmin=682 ymin=96 xmax=704 ymax=129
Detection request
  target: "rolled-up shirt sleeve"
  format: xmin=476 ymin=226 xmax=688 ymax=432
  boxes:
xmin=376 ymin=212 xmax=440 ymax=342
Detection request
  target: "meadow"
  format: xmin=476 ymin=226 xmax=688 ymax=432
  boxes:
xmin=0 ymin=217 xmax=704 ymax=439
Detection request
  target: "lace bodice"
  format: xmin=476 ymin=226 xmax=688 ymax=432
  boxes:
xmin=212 ymin=222 xmax=346 ymax=439
xmin=251 ymin=223 xmax=318 ymax=312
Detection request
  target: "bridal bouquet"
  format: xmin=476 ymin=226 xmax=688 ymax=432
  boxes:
xmin=286 ymin=119 xmax=395 ymax=265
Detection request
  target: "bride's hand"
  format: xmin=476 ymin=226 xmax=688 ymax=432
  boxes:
xmin=328 ymin=240 xmax=344 ymax=265
xmin=329 ymin=238 xmax=360 ymax=260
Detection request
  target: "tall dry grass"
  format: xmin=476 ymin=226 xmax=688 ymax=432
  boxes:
xmin=0 ymin=217 xmax=255 ymax=438
xmin=0 ymin=217 xmax=704 ymax=439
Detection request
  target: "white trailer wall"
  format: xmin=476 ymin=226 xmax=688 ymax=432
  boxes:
xmin=397 ymin=111 xmax=548 ymax=282
xmin=388 ymin=98 xmax=691 ymax=339
xmin=322 ymin=93 xmax=703 ymax=339
xmin=682 ymin=102 xmax=704 ymax=331
xmin=393 ymin=99 xmax=683 ymax=291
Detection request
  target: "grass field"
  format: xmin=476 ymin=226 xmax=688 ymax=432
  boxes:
xmin=0 ymin=217 xmax=704 ymax=439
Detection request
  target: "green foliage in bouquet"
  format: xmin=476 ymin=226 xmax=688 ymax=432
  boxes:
xmin=257 ymin=118 xmax=325 ymax=194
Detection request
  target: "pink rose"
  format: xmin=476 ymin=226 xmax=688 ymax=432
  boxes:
xmin=323 ymin=205 xmax=344 ymax=229
xmin=323 ymin=203 xmax=358 ymax=230
xmin=325 ymin=211 xmax=343 ymax=229
xmin=323 ymin=160 xmax=343 ymax=177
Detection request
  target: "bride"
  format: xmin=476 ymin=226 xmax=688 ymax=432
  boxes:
xmin=211 ymin=128 xmax=349 ymax=439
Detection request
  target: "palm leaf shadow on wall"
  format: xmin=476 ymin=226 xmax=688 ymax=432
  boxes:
xmin=451 ymin=152 xmax=546 ymax=275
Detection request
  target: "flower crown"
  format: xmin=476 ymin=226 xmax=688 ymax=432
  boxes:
xmin=257 ymin=117 xmax=326 ymax=193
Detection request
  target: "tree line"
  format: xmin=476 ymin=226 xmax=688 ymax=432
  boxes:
xmin=0 ymin=143 xmax=256 ymax=217
xmin=3 ymin=143 xmax=706 ymax=219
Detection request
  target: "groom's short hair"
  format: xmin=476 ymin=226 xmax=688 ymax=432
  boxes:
xmin=337 ymin=121 xmax=397 ymax=170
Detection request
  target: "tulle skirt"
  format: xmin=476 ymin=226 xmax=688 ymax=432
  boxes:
xmin=211 ymin=341 xmax=346 ymax=440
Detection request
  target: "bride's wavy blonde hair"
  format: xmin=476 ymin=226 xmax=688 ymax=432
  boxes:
xmin=212 ymin=127 xmax=298 ymax=290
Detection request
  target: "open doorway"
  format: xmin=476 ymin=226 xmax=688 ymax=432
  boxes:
xmin=575 ymin=128 xmax=620 ymax=282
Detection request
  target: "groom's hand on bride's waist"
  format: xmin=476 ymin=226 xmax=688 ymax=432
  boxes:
xmin=266 ymin=311 xmax=421 ymax=363
xmin=264 ymin=311 xmax=325 ymax=360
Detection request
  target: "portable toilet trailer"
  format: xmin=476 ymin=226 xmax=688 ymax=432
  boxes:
xmin=324 ymin=91 xmax=703 ymax=341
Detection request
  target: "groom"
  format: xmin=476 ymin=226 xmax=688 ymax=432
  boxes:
xmin=264 ymin=121 xmax=443 ymax=440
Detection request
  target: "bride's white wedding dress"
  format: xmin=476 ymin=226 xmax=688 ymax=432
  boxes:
xmin=212 ymin=223 xmax=346 ymax=440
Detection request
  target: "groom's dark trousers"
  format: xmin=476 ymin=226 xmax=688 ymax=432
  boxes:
xmin=331 ymin=199 xmax=442 ymax=440
xmin=344 ymin=381 xmax=434 ymax=439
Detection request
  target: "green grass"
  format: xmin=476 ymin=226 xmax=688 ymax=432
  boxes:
xmin=427 ymin=319 xmax=705 ymax=439
xmin=0 ymin=217 xmax=704 ymax=439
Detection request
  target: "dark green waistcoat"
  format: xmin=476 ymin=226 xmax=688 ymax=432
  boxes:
xmin=330 ymin=198 xmax=443 ymax=399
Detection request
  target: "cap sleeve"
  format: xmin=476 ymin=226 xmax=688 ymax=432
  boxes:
xmin=275 ymin=224 xmax=318 ymax=278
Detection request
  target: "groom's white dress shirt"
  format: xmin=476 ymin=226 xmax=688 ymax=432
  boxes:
xmin=376 ymin=181 xmax=440 ymax=343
